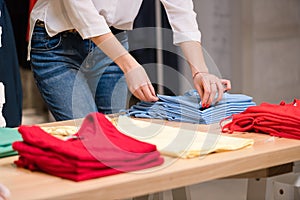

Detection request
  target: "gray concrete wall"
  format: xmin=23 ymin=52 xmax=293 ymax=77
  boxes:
xmin=252 ymin=0 xmax=300 ymax=104
xmin=189 ymin=0 xmax=300 ymax=104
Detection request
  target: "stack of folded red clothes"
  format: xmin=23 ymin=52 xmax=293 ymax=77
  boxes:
xmin=221 ymin=99 xmax=300 ymax=140
xmin=13 ymin=112 xmax=164 ymax=181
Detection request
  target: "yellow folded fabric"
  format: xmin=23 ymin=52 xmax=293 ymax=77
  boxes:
xmin=117 ymin=116 xmax=254 ymax=159
xmin=40 ymin=126 xmax=78 ymax=140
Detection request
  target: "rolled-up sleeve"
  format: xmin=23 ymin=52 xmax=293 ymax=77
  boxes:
xmin=62 ymin=0 xmax=111 ymax=39
xmin=160 ymin=0 xmax=201 ymax=44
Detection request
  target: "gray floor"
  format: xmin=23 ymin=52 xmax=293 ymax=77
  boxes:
xmin=130 ymin=179 xmax=248 ymax=200
xmin=189 ymin=179 xmax=247 ymax=200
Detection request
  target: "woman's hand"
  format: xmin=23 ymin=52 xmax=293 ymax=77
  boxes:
xmin=193 ymin=72 xmax=231 ymax=108
xmin=179 ymin=41 xmax=231 ymax=106
xmin=0 ymin=183 xmax=10 ymax=200
xmin=124 ymin=65 xmax=159 ymax=102
xmin=92 ymin=33 xmax=158 ymax=102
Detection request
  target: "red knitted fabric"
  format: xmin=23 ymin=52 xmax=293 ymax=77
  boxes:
xmin=222 ymin=99 xmax=300 ymax=139
xmin=13 ymin=141 xmax=162 ymax=172
xmin=26 ymin=0 xmax=38 ymax=41
xmin=13 ymin=112 xmax=164 ymax=181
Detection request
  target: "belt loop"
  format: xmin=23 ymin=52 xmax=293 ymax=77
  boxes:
xmin=36 ymin=19 xmax=45 ymax=27
xmin=110 ymin=27 xmax=124 ymax=35
xmin=35 ymin=20 xmax=77 ymax=33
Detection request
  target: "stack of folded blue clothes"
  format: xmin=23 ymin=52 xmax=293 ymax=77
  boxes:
xmin=125 ymin=90 xmax=256 ymax=124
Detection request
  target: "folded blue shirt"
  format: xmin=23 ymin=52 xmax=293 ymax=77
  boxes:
xmin=125 ymin=90 xmax=256 ymax=124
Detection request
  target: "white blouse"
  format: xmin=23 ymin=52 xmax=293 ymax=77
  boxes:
xmin=29 ymin=0 xmax=201 ymax=44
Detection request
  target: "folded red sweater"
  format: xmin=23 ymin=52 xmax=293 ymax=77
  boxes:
xmin=14 ymin=141 xmax=162 ymax=172
xmin=222 ymin=99 xmax=300 ymax=139
xmin=13 ymin=112 xmax=164 ymax=181
xmin=15 ymin=155 xmax=123 ymax=181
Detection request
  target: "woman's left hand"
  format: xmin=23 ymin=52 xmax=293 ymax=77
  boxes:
xmin=193 ymin=72 xmax=231 ymax=108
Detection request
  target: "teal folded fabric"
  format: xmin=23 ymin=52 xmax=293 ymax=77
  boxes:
xmin=0 ymin=128 xmax=22 ymax=158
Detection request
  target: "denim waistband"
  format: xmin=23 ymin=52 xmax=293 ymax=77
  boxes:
xmin=35 ymin=20 xmax=124 ymax=35
xmin=110 ymin=27 xmax=125 ymax=35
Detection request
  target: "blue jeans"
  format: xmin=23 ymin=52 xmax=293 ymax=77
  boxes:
xmin=30 ymin=24 xmax=128 ymax=121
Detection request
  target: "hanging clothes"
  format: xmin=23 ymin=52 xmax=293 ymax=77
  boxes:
xmin=4 ymin=0 xmax=30 ymax=69
xmin=0 ymin=0 xmax=22 ymax=127
xmin=26 ymin=0 xmax=37 ymax=42
xmin=29 ymin=0 xmax=38 ymax=15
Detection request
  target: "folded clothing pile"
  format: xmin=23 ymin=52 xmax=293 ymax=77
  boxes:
xmin=117 ymin=116 xmax=255 ymax=159
xmin=126 ymin=90 xmax=256 ymax=124
xmin=222 ymin=99 xmax=300 ymax=140
xmin=0 ymin=128 xmax=22 ymax=158
xmin=12 ymin=112 xmax=164 ymax=181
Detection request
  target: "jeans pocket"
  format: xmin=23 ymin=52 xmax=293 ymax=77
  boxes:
xmin=31 ymin=25 xmax=62 ymax=51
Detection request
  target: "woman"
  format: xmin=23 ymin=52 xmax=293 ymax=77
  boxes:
xmin=28 ymin=0 xmax=231 ymax=121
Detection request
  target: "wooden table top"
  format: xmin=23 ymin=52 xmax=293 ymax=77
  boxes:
xmin=1 ymin=119 xmax=300 ymax=200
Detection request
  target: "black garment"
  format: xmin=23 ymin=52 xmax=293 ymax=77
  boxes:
xmin=129 ymin=0 xmax=179 ymax=96
xmin=4 ymin=0 xmax=30 ymax=69
xmin=0 ymin=0 xmax=23 ymax=127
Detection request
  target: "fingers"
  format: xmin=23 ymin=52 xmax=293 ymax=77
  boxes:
xmin=141 ymin=83 xmax=159 ymax=101
xmin=195 ymin=84 xmax=204 ymax=102
xmin=221 ymin=79 xmax=231 ymax=91
xmin=194 ymin=74 xmax=231 ymax=108
xmin=215 ymin=80 xmax=224 ymax=103
xmin=133 ymin=88 xmax=146 ymax=101
xmin=148 ymin=82 xmax=158 ymax=97
xmin=204 ymin=80 xmax=218 ymax=107
xmin=133 ymin=83 xmax=159 ymax=102
xmin=199 ymin=78 xmax=211 ymax=108
xmin=124 ymin=65 xmax=159 ymax=102
xmin=0 ymin=184 xmax=10 ymax=200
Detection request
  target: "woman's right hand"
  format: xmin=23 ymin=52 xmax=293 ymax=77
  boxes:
xmin=92 ymin=33 xmax=158 ymax=102
xmin=124 ymin=65 xmax=159 ymax=102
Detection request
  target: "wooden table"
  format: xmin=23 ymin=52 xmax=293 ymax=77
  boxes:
xmin=1 ymin=119 xmax=300 ymax=200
